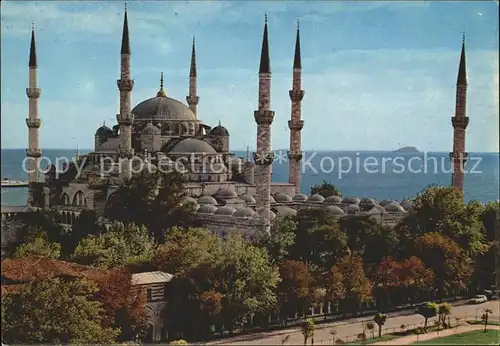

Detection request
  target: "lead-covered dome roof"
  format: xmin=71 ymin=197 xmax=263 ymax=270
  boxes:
xmin=169 ymin=138 xmax=216 ymax=154
xmin=132 ymin=95 xmax=196 ymax=121
xmin=95 ymin=125 xmax=113 ymax=137
xmin=209 ymin=124 xmax=229 ymax=136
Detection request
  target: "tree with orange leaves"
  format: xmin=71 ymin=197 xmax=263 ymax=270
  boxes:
xmin=337 ymin=253 xmax=372 ymax=315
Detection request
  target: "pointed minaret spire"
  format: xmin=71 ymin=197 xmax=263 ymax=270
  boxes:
xmin=457 ymin=33 xmax=467 ymax=85
xmin=187 ymin=35 xmax=199 ymax=116
xmin=29 ymin=22 xmax=37 ymax=68
xmin=259 ymin=12 xmax=271 ymax=74
xmin=121 ymin=3 xmax=131 ymax=54
xmin=293 ymin=19 xmax=301 ymax=69
xmin=157 ymin=72 xmax=166 ymax=97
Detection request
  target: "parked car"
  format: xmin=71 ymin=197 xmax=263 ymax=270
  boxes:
xmin=469 ymin=294 xmax=488 ymax=304
xmin=484 ymin=290 xmax=499 ymax=300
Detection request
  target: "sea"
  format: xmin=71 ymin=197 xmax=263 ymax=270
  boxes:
xmin=1 ymin=149 xmax=498 ymax=206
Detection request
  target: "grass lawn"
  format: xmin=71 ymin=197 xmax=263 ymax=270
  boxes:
xmin=467 ymin=320 xmax=500 ymax=326
xmin=412 ymin=329 xmax=500 ymax=345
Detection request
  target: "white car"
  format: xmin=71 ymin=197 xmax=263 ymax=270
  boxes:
xmin=469 ymin=294 xmax=488 ymax=304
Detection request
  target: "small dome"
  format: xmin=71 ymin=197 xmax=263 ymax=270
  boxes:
xmin=197 ymin=204 xmax=217 ymax=214
xmin=214 ymin=206 xmax=236 ymax=216
xmin=198 ymin=195 xmax=217 ymax=205
xmin=181 ymin=196 xmax=197 ymax=205
xmin=239 ymin=194 xmax=256 ymax=204
xmin=367 ymin=205 xmax=387 ymax=215
xmin=342 ymin=197 xmax=360 ymax=205
xmin=170 ymin=138 xmax=216 ymax=154
xmin=401 ymin=199 xmax=412 ymax=211
xmin=345 ymin=204 xmax=360 ymax=214
xmin=274 ymin=192 xmax=293 ymax=203
xmin=308 ymin=194 xmax=325 ymax=203
xmin=324 ymin=195 xmax=342 ymax=204
xmin=326 ymin=205 xmax=345 ymax=215
xmin=215 ymin=188 xmax=238 ymax=199
xmin=275 ymin=206 xmax=297 ymax=217
xmin=379 ymin=199 xmax=391 ymax=207
xmin=95 ymin=125 xmax=113 ymax=137
xmin=209 ymin=124 xmax=229 ymax=136
xmin=384 ymin=202 xmax=406 ymax=213
xmin=142 ymin=122 xmax=161 ymax=135
xmin=233 ymin=207 xmax=255 ymax=218
xmin=269 ymin=195 xmax=276 ymax=203
xmin=260 ymin=208 xmax=276 ymax=221
xmin=293 ymin=193 xmax=308 ymax=202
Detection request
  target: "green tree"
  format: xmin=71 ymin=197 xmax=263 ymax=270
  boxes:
xmin=438 ymin=302 xmax=452 ymax=328
xmin=255 ymin=216 xmax=297 ymax=265
xmin=301 ymin=318 xmax=316 ymax=345
xmin=373 ymin=313 xmax=387 ymax=338
xmin=1 ymin=277 xmax=119 ymax=344
xmin=13 ymin=232 xmax=61 ymax=259
xmin=310 ymin=180 xmax=342 ymax=197
xmin=72 ymin=221 xmax=155 ymax=269
xmin=417 ymin=302 xmax=439 ymax=331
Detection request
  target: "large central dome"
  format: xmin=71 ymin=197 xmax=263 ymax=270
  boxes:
xmin=132 ymin=95 xmax=196 ymax=121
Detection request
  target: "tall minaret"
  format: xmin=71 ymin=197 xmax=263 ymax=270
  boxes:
xmin=450 ymin=34 xmax=469 ymax=192
xmin=186 ymin=36 xmax=199 ymax=116
xmin=253 ymin=13 xmax=275 ymax=217
xmin=26 ymin=23 xmax=42 ymax=206
xmin=116 ymin=4 xmax=134 ymax=158
xmin=287 ymin=20 xmax=305 ymax=194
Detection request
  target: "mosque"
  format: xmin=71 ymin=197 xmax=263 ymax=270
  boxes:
xmin=14 ymin=7 xmax=469 ymax=235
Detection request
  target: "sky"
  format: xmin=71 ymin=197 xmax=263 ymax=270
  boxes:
xmin=1 ymin=0 xmax=498 ymax=152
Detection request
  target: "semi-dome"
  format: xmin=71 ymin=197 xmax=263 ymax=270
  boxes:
xmin=169 ymin=138 xmax=216 ymax=154
xmin=384 ymin=202 xmax=406 ymax=213
xmin=275 ymin=206 xmax=297 ymax=217
xmin=215 ymin=188 xmax=238 ymax=199
xmin=198 ymin=195 xmax=217 ymax=205
xmin=142 ymin=122 xmax=161 ymax=135
xmin=239 ymin=194 xmax=256 ymax=204
xmin=214 ymin=206 xmax=236 ymax=216
xmin=197 ymin=204 xmax=217 ymax=214
xmin=324 ymin=195 xmax=342 ymax=204
xmin=132 ymin=95 xmax=196 ymax=121
xmin=209 ymin=123 xmax=229 ymax=136
xmin=293 ymin=193 xmax=308 ymax=202
xmin=233 ymin=207 xmax=255 ymax=218
xmin=326 ymin=205 xmax=345 ymax=215
xmin=345 ymin=204 xmax=360 ymax=214
xmin=342 ymin=197 xmax=360 ymax=205
xmin=95 ymin=125 xmax=113 ymax=137
xmin=308 ymin=194 xmax=325 ymax=203
xmin=274 ymin=192 xmax=293 ymax=203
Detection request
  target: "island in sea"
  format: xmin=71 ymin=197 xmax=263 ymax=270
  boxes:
xmin=393 ymin=146 xmax=421 ymax=153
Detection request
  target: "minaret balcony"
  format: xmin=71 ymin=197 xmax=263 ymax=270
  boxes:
xmin=253 ymin=151 xmax=275 ymax=165
xmin=288 ymin=120 xmax=304 ymax=131
xmin=26 ymin=148 xmax=42 ymax=158
xmin=287 ymin=151 xmax=303 ymax=161
xmin=289 ymin=89 xmax=305 ymax=102
xmin=26 ymin=118 xmax=42 ymax=129
xmin=117 ymin=79 xmax=134 ymax=91
xmin=451 ymin=117 xmax=469 ymax=129
xmin=186 ymin=95 xmax=200 ymax=105
xmin=254 ymin=110 xmax=275 ymax=125
xmin=116 ymin=113 xmax=133 ymax=126
xmin=26 ymin=87 xmax=41 ymax=98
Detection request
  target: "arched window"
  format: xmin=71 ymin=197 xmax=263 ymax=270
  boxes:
xmin=61 ymin=193 xmax=70 ymax=206
xmin=73 ymin=191 xmax=85 ymax=206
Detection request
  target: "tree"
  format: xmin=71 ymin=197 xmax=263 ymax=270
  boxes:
xmin=72 ymin=221 xmax=156 ymax=269
xmin=365 ymin=321 xmax=375 ymax=338
xmin=1 ymin=277 xmax=119 ymax=344
xmin=301 ymin=318 xmax=315 ymax=345
xmin=438 ymin=302 xmax=452 ymax=328
xmin=481 ymin=308 xmax=493 ymax=332
xmin=337 ymin=253 xmax=372 ymax=315
xmin=254 ymin=216 xmax=297 ymax=265
xmin=12 ymin=232 xmax=61 ymax=259
xmin=310 ymin=180 xmax=342 ymax=197
xmin=373 ymin=313 xmax=387 ymax=338
xmin=95 ymin=269 xmax=148 ymax=342
xmin=417 ymin=302 xmax=438 ymax=331
xmin=324 ymin=265 xmax=346 ymax=312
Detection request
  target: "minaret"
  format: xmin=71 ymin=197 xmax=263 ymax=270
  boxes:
xmin=450 ymin=34 xmax=469 ymax=193
xmin=253 ymin=13 xmax=275 ymax=217
xmin=116 ymin=4 xmax=134 ymax=158
xmin=288 ymin=20 xmax=305 ymax=194
xmin=186 ymin=36 xmax=199 ymax=116
xmin=26 ymin=23 xmax=42 ymax=206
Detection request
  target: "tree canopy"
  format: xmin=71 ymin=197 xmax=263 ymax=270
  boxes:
xmin=310 ymin=180 xmax=342 ymax=197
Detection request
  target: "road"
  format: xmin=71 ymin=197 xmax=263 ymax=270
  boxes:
xmin=208 ymin=300 xmax=500 ymax=345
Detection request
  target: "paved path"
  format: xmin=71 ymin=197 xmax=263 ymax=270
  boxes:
xmin=373 ymin=325 xmax=500 ymax=345
xmin=208 ymin=301 xmax=500 ymax=345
